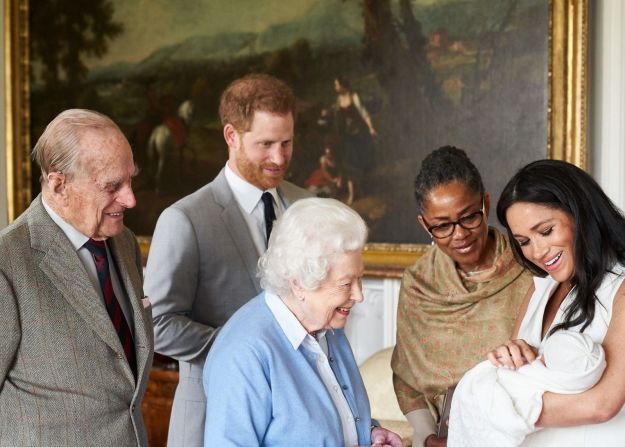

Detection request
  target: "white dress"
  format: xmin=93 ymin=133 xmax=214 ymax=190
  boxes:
xmin=448 ymin=331 xmax=606 ymax=447
xmin=517 ymin=264 xmax=625 ymax=447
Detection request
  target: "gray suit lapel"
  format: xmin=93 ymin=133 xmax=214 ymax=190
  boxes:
xmin=108 ymin=235 xmax=153 ymax=382
xmin=29 ymin=197 xmax=134 ymax=383
xmin=277 ymin=180 xmax=312 ymax=207
xmin=277 ymin=184 xmax=294 ymax=208
xmin=213 ymin=170 xmax=262 ymax=294
xmin=32 ymin=230 xmax=123 ymax=360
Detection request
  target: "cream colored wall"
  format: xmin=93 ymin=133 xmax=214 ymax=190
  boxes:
xmin=590 ymin=0 xmax=625 ymax=211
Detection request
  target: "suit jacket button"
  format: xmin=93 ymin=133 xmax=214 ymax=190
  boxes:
xmin=116 ymin=353 xmax=123 ymax=359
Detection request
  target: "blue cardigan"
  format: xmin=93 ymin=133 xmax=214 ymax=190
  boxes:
xmin=203 ymin=293 xmax=373 ymax=446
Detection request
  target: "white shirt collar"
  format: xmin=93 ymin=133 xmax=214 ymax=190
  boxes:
xmin=265 ymin=292 xmax=326 ymax=350
xmin=42 ymin=198 xmax=90 ymax=251
xmin=224 ymin=162 xmax=279 ymax=214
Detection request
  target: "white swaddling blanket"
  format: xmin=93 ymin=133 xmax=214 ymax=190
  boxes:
xmin=447 ymin=331 xmax=606 ymax=447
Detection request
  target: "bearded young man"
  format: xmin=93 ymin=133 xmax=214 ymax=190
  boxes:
xmin=144 ymin=74 xmax=311 ymax=447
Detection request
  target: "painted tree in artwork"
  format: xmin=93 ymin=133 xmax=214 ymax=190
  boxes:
xmin=361 ymin=0 xmax=446 ymax=156
xmin=30 ymin=0 xmax=123 ymax=89
xmin=359 ymin=0 xmax=525 ymax=158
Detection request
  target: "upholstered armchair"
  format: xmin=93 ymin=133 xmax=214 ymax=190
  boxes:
xmin=359 ymin=348 xmax=413 ymax=446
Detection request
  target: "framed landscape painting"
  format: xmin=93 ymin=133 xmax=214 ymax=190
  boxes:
xmin=6 ymin=0 xmax=587 ymax=276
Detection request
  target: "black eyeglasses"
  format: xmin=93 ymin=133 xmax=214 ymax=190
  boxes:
xmin=421 ymin=199 xmax=485 ymax=239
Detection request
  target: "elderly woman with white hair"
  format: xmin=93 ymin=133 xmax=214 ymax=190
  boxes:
xmin=203 ymin=198 xmax=402 ymax=447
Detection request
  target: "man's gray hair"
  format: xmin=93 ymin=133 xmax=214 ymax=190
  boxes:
xmin=32 ymin=108 xmax=122 ymax=180
xmin=258 ymin=198 xmax=368 ymax=297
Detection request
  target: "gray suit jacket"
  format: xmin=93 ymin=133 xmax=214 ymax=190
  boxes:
xmin=0 ymin=196 xmax=154 ymax=446
xmin=144 ymin=168 xmax=311 ymax=446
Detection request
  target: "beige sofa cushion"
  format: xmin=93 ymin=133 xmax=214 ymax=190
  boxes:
xmin=360 ymin=347 xmax=413 ymax=446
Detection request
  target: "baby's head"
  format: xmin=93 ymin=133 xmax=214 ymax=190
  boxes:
xmin=542 ymin=331 xmax=603 ymax=373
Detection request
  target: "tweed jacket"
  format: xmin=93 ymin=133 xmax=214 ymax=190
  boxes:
xmin=0 ymin=195 xmax=154 ymax=446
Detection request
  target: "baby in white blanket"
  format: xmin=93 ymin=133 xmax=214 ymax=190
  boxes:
xmin=447 ymin=330 xmax=606 ymax=447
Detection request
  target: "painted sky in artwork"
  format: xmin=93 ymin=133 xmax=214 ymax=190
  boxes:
xmin=88 ymin=0 xmax=457 ymax=68
xmin=89 ymin=0 xmax=321 ymax=67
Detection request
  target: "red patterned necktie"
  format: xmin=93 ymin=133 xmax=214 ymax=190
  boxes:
xmin=84 ymin=238 xmax=136 ymax=377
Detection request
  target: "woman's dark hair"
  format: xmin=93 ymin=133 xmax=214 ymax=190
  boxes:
xmin=497 ymin=159 xmax=625 ymax=335
xmin=413 ymin=146 xmax=484 ymax=212
xmin=335 ymin=76 xmax=351 ymax=91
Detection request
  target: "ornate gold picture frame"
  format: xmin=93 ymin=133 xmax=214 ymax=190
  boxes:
xmin=5 ymin=0 xmax=587 ymax=277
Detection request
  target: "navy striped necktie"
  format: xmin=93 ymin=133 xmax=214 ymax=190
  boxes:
xmin=261 ymin=192 xmax=276 ymax=246
xmin=84 ymin=238 xmax=136 ymax=377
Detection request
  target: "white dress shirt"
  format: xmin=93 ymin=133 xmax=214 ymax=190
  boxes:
xmin=41 ymin=198 xmax=134 ymax=335
xmin=265 ymin=292 xmax=358 ymax=446
xmin=224 ymin=162 xmax=285 ymax=255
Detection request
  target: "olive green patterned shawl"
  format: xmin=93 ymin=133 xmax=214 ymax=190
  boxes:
xmin=391 ymin=228 xmax=532 ymax=422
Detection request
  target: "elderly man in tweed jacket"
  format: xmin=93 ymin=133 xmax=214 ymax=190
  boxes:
xmin=0 ymin=109 xmax=153 ymax=446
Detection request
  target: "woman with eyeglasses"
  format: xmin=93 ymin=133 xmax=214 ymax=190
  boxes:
xmin=391 ymin=146 xmax=533 ymax=447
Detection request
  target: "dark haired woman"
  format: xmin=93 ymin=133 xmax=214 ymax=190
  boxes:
xmin=486 ymin=159 xmax=625 ymax=445
xmin=391 ymin=146 xmax=532 ymax=447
